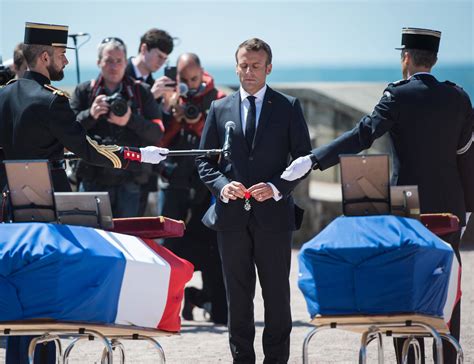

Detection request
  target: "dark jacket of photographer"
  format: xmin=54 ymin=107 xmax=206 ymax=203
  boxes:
xmin=70 ymin=75 xmax=164 ymax=185
xmin=159 ymin=72 xmax=225 ymax=189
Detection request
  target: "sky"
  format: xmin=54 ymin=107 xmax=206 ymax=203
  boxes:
xmin=0 ymin=0 xmax=473 ymax=69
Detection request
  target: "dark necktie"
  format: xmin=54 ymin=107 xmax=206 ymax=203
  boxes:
xmin=245 ymin=96 xmax=256 ymax=150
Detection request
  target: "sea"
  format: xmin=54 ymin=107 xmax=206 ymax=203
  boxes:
xmin=58 ymin=64 xmax=474 ymax=101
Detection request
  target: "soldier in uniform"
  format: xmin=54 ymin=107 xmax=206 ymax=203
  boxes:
xmin=0 ymin=22 xmax=169 ymax=364
xmin=282 ymin=28 xmax=474 ymax=363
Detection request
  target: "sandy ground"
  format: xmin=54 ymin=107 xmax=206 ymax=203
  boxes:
xmin=0 ymin=249 xmax=472 ymax=363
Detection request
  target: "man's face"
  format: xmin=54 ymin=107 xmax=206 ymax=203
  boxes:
xmin=178 ymin=64 xmax=203 ymax=92
xmin=236 ymin=48 xmax=272 ymax=95
xmin=47 ymin=47 xmax=68 ymax=81
xmin=99 ymin=46 xmax=126 ymax=85
xmin=143 ymin=45 xmax=168 ymax=73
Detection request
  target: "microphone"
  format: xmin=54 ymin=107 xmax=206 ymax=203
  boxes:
xmin=68 ymin=32 xmax=89 ymax=38
xmin=222 ymin=121 xmax=235 ymax=160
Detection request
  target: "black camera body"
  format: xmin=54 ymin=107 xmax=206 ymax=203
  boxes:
xmin=0 ymin=64 xmax=15 ymax=86
xmin=183 ymin=103 xmax=201 ymax=119
xmin=105 ymin=93 xmax=128 ymax=117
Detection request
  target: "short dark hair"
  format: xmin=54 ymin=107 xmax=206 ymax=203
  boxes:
xmin=139 ymin=28 xmax=173 ymax=55
xmin=235 ymin=38 xmax=272 ymax=65
xmin=13 ymin=43 xmax=26 ymax=69
xmin=403 ymin=48 xmax=438 ymax=68
xmin=22 ymin=44 xmax=53 ymax=67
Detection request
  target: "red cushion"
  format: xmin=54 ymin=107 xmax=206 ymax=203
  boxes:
xmin=420 ymin=213 xmax=459 ymax=236
xmin=109 ymin=216 xmax=185 ymax=239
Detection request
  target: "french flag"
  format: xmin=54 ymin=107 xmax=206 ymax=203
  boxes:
xmin=0 ymin=223 xmax=193 ymax=332
xmin=298 ymin=215 xmax=461 ymax=325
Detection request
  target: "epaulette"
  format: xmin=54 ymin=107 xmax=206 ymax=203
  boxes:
xmin=43 ymin=84 xmax=70 ymax=98
xmin=444 ymin=80 xmax=460 ymax=88
xmin=388 ymin=79 xmax=409 ymax=87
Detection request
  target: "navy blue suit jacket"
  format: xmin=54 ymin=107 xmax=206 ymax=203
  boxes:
xmin=196 ymin=86 xmax=312 ymax=232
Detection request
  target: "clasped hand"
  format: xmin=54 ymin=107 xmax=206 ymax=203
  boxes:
xmin=222 ymin=181 xmax=274 ymax=202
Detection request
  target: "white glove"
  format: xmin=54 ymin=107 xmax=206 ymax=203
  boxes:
xmin=139 ymin=146 xmax=169 ymax=164
xmin=280 ymin=154 xmax=313 ymax=181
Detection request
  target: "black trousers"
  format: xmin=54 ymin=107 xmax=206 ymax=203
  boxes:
xmin=394 ymin=230 xmax=462 ymax=364
xmin=161 ymin=188 xmax=228 ymax=324
xmin=217 ymin=220 xmax=292 ymax=364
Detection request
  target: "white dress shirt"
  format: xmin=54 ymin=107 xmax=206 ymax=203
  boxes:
xmin=240 ymin=85 xmax=266 ymax=134
xmin=220 ymin=85 xmax=282 ymax=203
xmin=131 ymin=57 xmax=149 ymax=80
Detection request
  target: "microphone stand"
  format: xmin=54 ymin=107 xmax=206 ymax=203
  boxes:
xmin=69 ymin=35 xmax=81 ymax=84
xmin=68 ymin=33 xmax=91 ymax=84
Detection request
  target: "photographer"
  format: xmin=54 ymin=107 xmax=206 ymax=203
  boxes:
xmin=1 ymin=43 xmax=27 ymax=207
xmin=126 ymin=28 xmax=175 ymax=105
xmin=125 ymin=28 xmax=174 ymax=215
xmin=0 ymin=43 xmax=26 ymax=86
xmin=70 ymin=37 xmax=164 ymax=217
xmin=159 ymin=53 xmax=227 ymax=324
xmin=12 ymin=43 xmax=27 ymax=79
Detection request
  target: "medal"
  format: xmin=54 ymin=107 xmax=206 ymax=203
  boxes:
xmin=244 ymin=191 xmax=251 ymax=211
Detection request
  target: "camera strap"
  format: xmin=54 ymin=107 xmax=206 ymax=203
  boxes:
xmin=130 ymin=80 xmax=143 ymax=116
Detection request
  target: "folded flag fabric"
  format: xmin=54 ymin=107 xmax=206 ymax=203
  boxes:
xmin=298 ymin=215 xmax=460 ymax=325
xmin=0 ymin=223 xmax=193 ymax=332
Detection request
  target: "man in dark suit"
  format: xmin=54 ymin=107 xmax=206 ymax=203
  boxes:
xmin=282 ymin=28 xmax=474 ymax=364
xmin=196 ymin=38 xmax=312 ymax=363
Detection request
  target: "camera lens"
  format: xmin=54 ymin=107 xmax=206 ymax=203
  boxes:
xmin=184 ymin=104 xmax=200 ymax=119
xmin=105 ymin=93 xmax=128 ymax=117
xmin=110 ymin=98 xmax=128 ymax=116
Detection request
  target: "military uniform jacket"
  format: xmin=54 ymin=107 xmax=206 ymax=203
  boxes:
xmin=0 ymin=71 xmax=144 ymax=188
xmin=312 ymin=73 xmax=474 ymax=224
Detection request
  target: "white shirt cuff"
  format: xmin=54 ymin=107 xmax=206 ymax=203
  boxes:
xmin=268 ymin=183 xmax=282 ymax=201
xmin=220 ymin=189 xmax=229 ymax=203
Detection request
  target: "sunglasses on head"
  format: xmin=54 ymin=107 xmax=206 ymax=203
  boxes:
xmin=101 ymin=37 xmax=125 ymax=46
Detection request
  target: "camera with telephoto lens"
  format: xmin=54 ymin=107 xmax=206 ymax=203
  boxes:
xmin=105 ymin=93 xmax=128 ymax=117
xmin=0 ymin=64 xmax=15 ymax=86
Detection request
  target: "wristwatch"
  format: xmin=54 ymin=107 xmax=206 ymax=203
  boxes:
xmin=310 ymin=154 xmax=319 ymax=170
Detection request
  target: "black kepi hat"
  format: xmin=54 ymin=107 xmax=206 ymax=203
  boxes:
xmin=396 ymin=27 xmax=441 ymax=52
xmin=24 ymin=22 xmax=74 ymax=49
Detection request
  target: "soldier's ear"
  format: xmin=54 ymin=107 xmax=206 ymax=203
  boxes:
xmin=41 ymin=51 xmax=50 ymax=64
